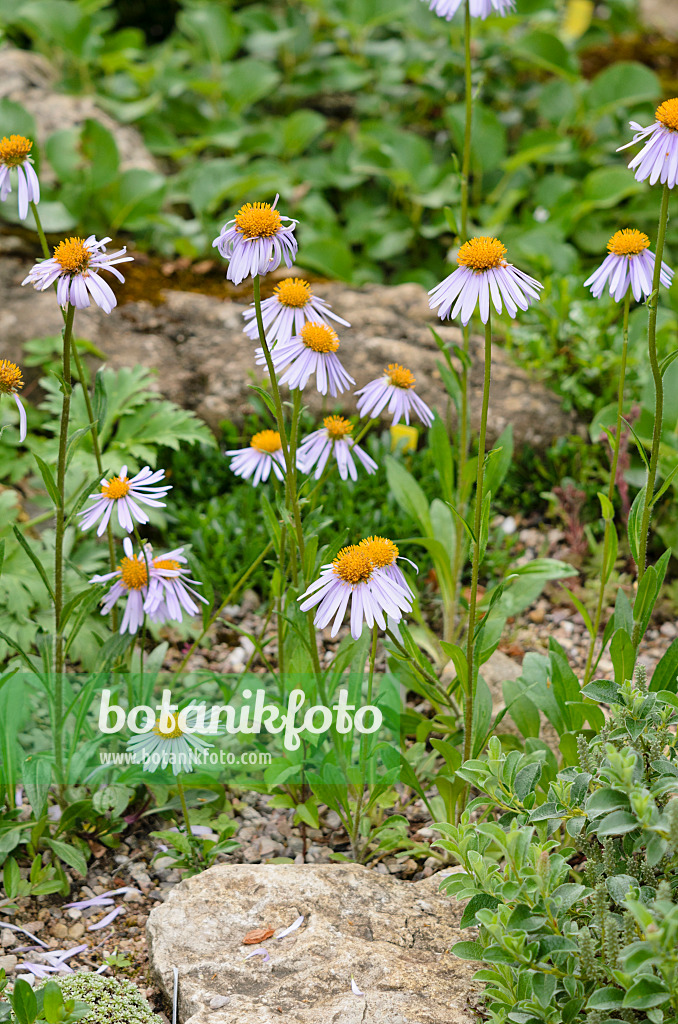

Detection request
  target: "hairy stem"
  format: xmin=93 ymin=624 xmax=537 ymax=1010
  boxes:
xmin=463 ymin=313 xmax=492 ymax=763
xmin=54 ymin=302 xmax=76 ymax=783
xmin=636 ymin=182 xmax=670 ymax=584
xmin=583 ymin=292 xmax=630 ymax=684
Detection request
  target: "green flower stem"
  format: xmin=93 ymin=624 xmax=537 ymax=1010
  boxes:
xmin=636 ymin=182 xmax=671 ymax=584
xmin=460 ymin=0 xmax=473 ymax=244
xmin=173 ymin=541 xmax=273 ymax=677
xmin=176 ymin=778 xmax=193 ymax=837
xmin=583 ymin=292 xmax=631 ymax=685
xmin=463 ymin=312 xmax=492 ymax=763
xmin=350 ymin=622 xmax=379 ymax=862
xmin=252 ymin=275 xmax=304 ymax=579
xmin=449 ymin=0 xmax=474 ymax=640
xmin=251 ymin=274 xmax=326 ymax=699
xmin=30 ymin=200 xmax=118 ymax=599
xmin=54 ymin=301 xmax=76 ymax=783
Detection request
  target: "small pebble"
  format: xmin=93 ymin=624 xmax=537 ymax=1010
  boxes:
xmin=209 ymin=996 xmax=230 ymax=1009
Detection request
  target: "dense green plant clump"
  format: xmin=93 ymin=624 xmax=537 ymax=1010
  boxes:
xmin=436 ymin=671 xmax=678 ymax=1024
xmin=41 ymin=975 xmax=160 ymax=1024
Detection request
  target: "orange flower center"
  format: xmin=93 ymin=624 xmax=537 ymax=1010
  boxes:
xmin=457 ymin=237 xmax=507 ymax=272
xmin=323 ymin=415 xmax=353 ymax=440
xmin=0 ymin=360 xmax=24 ymax=395
xmin=234 ymin=202 xmax=282 ymax=239
xmin=119 ymin=555 xmax=148 ymax=591
xmin=656 ymin=98 xmax=678 ymax=131
xmin=101 ymin=476 xmax=131 ymax=500
xmin=153 ymin=559 xmax=181 ymax=572
xmin=251 ymin=429 xmax=282 ymax=453
xmin=300 ymin=322 xmax=339 ymax=353
xmin=0 ymin=134 xmax=32 ymax=167
xmin=359 ymin=535 xmax=399 ymax=567
xmin=275 ymin=278 xmax=312 ymax=308
xmin=152 ymin=714 xmax=184 ymax=739
xmin=607 ymin=229 xmax=650 ymax=257
xmin=53 ymin=237 xmax=91 ymax=274
xmin=332 ymin=545 xmax=374 ymax=586
xmin=385 ymin=364 xmax=415 ymax=389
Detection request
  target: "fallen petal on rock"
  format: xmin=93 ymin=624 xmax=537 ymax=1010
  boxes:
xmin=351 ymin=976 xmax=365 ymax=996
xmin=245 ymin=948 xmax=271 ymax=962
xmin=276 ymin=915 xmax=304 ymax=939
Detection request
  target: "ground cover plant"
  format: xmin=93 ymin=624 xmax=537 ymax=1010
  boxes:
xmin=0 ymin=0 xmax=678 ymax=1020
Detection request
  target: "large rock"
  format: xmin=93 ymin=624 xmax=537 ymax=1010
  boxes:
xmin=146 ymin=862 xmax=479 ymax=1024
xmin=0 ymin=252 xmax=579 ymax=448
xmin=0 ymin=46 xmax=158 ymax=175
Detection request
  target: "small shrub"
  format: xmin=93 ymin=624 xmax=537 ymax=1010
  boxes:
xmin=42 ymin=975 xmax=161 ymax=1024
xmin=435 ymin=670 xmax=678 ymax=1024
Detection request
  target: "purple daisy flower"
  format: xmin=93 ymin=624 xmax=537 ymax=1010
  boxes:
xmin=78 ymin=465 xmax=171 ymax=536
xmin=90 ymin=537 xmax=151 ymax=635
xmin=429 ymin=236 xmax=543 ymax=326
xmin=255 ymin=321 xmax=354 ymax=397
xmin=584 ymin=228 xmax=674 ymax=303
xmin=144 ymin=547 xmax=207 ymax=624
xmin=619 ymin=99 xmax=678 ymax=188
xmin=226 ymin=430 xmax=287 ymax=485
xmin=299 ymin=543 xmax=414 ymax=640
xmin=22 ymin=235 xmax=133 ymax=313
xmin=354 ymin=363 xmax=434 ymax=427
xmin=0 ymin=359 xmax=27 ymax=442
xmin=0 ymin=135 xmax=40 ymax=220
xmin=297 ymin=416 xmax=377 ymax=482
xmin=243 ymin=276 xmax=350 ymax=346
xmin=212 ymin=196 xmax=297 ymax=285
xmin=422 ymin=0 xmax=514 ymax=18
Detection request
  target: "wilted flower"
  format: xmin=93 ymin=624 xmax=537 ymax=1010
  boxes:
xmin=126 ymin=703 xmax=214 ymax=775
xmin=429 ymin=237 xmax=543 ymax=325
xmin=144 ymin=547 xmax=208 ymax=624
xmin=212 ymin=197 xmax=297 ymax=285
xmin=0 ymin=359 xmax=27 ymax=441
xmin=299 ymin=543 xmax=414 ymax=640
xmin=0 ymin=135 xmax=40 ymax=220
xmin=619 ymin=99 xmax=678 ymax=188
xmin=22 ymin=235 xmax=133 ymax=313
xmin=226 ymin=430 xmax=287 ymax=485
xmin=584 ymin=228 xmax=674 ymax=302
xmin=297 ymin=416 xmax=377 ymax=481
xmin=243 ymin=277 xmax=350 ymax=346
xmin=78 ymin=465 xmax=171 ymax=536
xmin=422 ymin=0 xmax=514 ymax=19
xmin=256 ymin=321 xmax=354 ymax=397
xmin=354 ymin=364 xmax=434 ymax=427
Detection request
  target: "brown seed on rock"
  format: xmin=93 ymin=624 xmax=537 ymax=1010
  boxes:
xmin=242 ymin=927 xmax=275 ymax=945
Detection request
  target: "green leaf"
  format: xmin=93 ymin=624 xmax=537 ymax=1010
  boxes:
xmin=514 ymin=30 xmax=579 ymax=79
xmin=32 ymin=453 xmax=62 ymax=509
xmin=605 ymin=874 xmax=637 ymax=904
xmin=648 ymin=636 xmax=678 ymax=693
xmin=11 ymin=979 xmax=37 ymax=1024
xmin=450 ymin=940 xmax=483 ymax=960
xmin=41 ymin=982 xmax=65 ymax=1024
xmin=45 ymin=838 xmax=88 ymax=876
xmin=11 ymin=526 xmax=55 ymax=602
xmin=460 ymin=892 xmax=500 ymax=929
xmin=514 ymin=762 xmax=542 ymax=802
xmin=3 ymin=857 xmax=20 ymax=899
xmin=587 ymin=987 xmax=625 ymax=1011
xmin=22 ymin=755 xmax=52 ymax=821
xmin=610 ymin=628 xmax=635 ymax=686
xmin=385 ymin=456 xmax=432 ymax=534
xmin=622 ymin=977 xmax=670 ymax=1010
xmin=595 ymin=810 xmax=639 ymax=836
